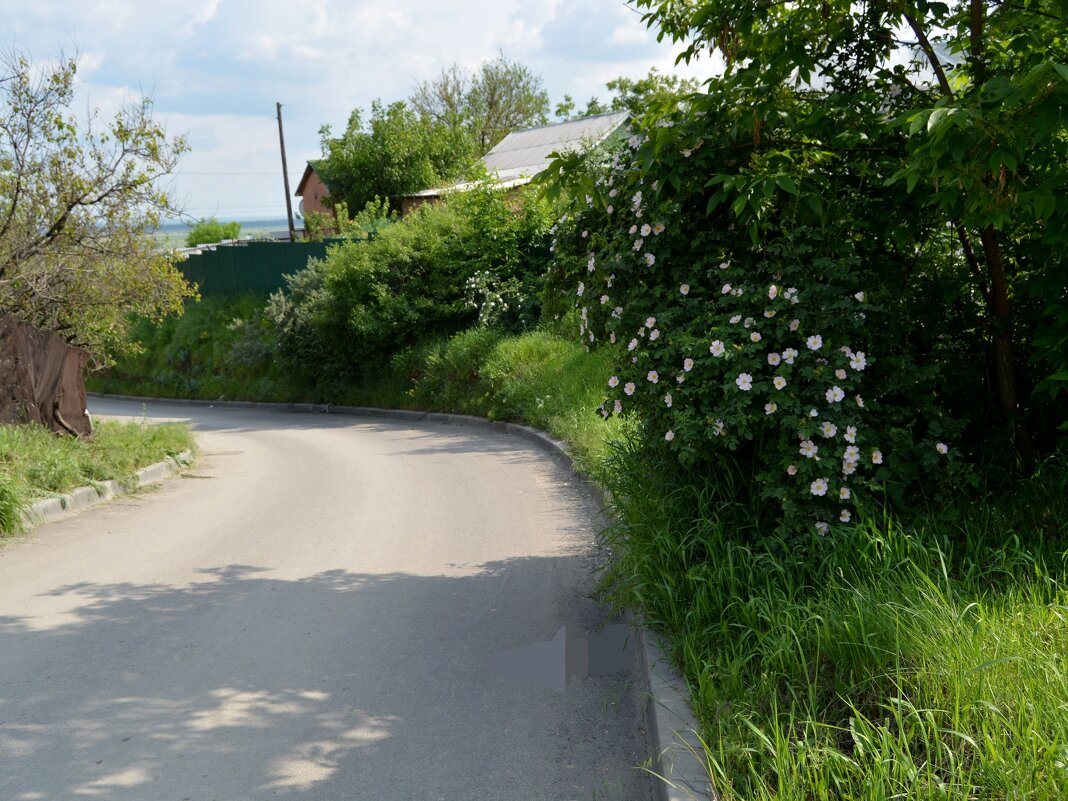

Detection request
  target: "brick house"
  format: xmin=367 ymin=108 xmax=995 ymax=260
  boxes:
xmin=295 ymin=162 xmax=332 ymax=218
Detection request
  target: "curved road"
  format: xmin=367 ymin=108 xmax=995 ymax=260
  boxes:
xmin=0 ymin=398 xmax=652 ymax=801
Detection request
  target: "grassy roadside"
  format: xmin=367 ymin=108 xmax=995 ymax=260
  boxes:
xmin=94 ymin=301 xmax=1068 ymax=798
xmin=0 ymin=419 xmax=196 ymax=535
xmin=599 ymin=442 xmax=1068 ymax=799
xmin=92 ymin=316 xmax=622 ymax=471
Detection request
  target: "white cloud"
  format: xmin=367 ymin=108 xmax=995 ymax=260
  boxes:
xmin=608 ymin=18 xmax=650 ymax=46
xmin=182 ymin=0 xmax=222 ymax=34
xmin=76 ymin=51 xmax=106 ymax=75
xmin=3 ymin=0 xmax=709 ymax=218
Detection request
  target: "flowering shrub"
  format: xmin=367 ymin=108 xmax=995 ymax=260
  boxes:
xmin=546 ymin=113 xmax=964 ymax=534
xmin=464 ymin=269 xmax=528 ymax=330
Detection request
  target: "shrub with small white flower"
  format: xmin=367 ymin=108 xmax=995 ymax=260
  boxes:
xmin=545 ymin=112 xmax=964 ymax=535
xmin=465 ymin=269 xmax=525 ymax=328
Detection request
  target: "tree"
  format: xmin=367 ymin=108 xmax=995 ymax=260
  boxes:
xmin=603 ymin=67 xmax=700 ymax=117
xmin=554 ymin=94 xmax=611 ymax=121
xmin=185 ymin=218 xmax=241 ymax=247
xmin=411 ymin=54 xmax=550 ymax=155
xmin=0 ymin=50 xmax=194 ymax=363
xmin=554 ymin=68 xmax=700 ymax=121
xmin=628 ymin=0 xmax=1068 ymax=457
xmin=316 ymin=100 xmax=474 ymax=214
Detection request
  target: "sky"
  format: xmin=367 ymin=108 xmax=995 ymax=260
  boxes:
xmin=1 ymin=0 xmax=712 ymax=223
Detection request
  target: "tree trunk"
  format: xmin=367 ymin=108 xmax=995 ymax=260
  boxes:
xmin=978 ymin=225 xmax=1036 ymax=462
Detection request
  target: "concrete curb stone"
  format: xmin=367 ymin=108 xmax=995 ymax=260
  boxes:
xmin=88 ymin=392 xmax=713 ymax=799
xmin=21 ymin=450 xmax=194 ymax=530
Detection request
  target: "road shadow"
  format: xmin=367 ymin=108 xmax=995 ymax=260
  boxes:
xmin=0 ymin=559 xmax=650 ymax=801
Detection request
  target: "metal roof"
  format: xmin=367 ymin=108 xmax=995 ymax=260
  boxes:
xmin=481 ymin=110 xmax=630 ymax=181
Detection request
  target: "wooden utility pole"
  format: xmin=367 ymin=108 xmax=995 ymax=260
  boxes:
xmin=276 ymin=102 xmax=296 ymax=241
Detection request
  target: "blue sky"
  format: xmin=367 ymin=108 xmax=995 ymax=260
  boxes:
xmin=1 ymin=0 xmax=712 ymax=222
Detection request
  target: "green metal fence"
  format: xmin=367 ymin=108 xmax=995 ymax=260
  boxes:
xmin=177 ymin=240 xmax=339 ymax=295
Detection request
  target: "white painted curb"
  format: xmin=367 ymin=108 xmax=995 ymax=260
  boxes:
xmin=20 ymin=450 xmax=194 ymax=530
xmin=89 ymin=392 xmax=714 ymax=799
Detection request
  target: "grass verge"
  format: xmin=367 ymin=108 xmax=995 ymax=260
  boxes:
xmin=0 ymin=420 xmax=196 ymax=535
xmin=599 ymin=438 xmax=1068 ymax=799
xmin=90 ymin=294 xmax=305 ymax=402
xmin=94 ymin=309 xmax=620 ymax=470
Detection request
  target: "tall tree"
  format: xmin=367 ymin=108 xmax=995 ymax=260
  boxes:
xmin=411 ymin=54 xmax=550 ymax=155
xmin=603 ymin=67 xmax=700 ymax=117
xmin=554 ymin=94 xmax=611 ymax=121
xmin=0 ymin=50 xmax=194 ymax=363
xmin=316 ymin=100 xmax=474 ymax=214
xmin=631 ymin=0 xmax=1068 ymax=457
xmin=554 ymin=68 xmax=702 ymax=121
xmin=410 ymin=63 xmax=468 ymax=129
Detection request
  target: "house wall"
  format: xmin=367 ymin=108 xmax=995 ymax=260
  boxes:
xmin=397 ymin=194 xmax=441 ymax=218
xmin=298 ymin=170 xmax=332 ymax=217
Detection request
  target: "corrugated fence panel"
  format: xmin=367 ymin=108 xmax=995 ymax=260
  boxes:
xmin=177 ymin=240 xmax=342 ymax=295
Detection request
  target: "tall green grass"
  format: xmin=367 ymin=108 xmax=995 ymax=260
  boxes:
xmin=89 ymin=294 xmax=306 ymax=402
xmin=0 ymin=420 xmax=195 ymax=535
xmin=382 ymin=327 xmax=619 ymax=468
xmin=599 ymin=439 xmax=1068 ymax=799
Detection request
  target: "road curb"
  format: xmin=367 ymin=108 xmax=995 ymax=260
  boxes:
xmin=21 ymin=450 xmax=194 ymax=530
xmin=88 ymin=392 xmax=713 ymax=799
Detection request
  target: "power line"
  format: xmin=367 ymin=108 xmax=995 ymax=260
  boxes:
xmin=175 ymin=171 xmax=281 ymax=176
xmin=284 ymin=103 xmax=354 ymax=114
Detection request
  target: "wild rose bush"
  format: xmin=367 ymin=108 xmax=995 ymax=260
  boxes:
xmin=547 ymin=116 xmax=962 ymax=534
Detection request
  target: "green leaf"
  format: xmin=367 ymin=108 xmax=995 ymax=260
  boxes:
xmin=1033 ymin=193 xmax=1057 ymax=221
xmin=950 ymin=138 xmax=966 ymax=164
xmin=1053 ymin=64 xmax=1068 ymax=85
xmin=706 ymin=191 xmax=726 ymax=215
xmin=775 ymin=174 xmax=798 ymax=195
xmin=988 ymin=149 xmax=1018 ymax=173
xmin=927 ymin=107 xmax=950 ymax=132
xmin=908 ymin=111 xmax=929 ymax=136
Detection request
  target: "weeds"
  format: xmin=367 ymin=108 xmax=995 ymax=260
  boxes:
xmin=0 ymin=473 xmax=23 ymax=534
xmin=599 ymin=441 xmax=1068 ymax=799
xmin=0 ymin=420 xmax=195 ymax=535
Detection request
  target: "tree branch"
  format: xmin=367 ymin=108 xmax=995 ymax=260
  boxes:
xmin=902 ymin=12 xmax=955 ymax=100
xmin=970 ymin=0 xmax=986 ymax=86
xmin=953 ymin=220 xmax=993 ymax=306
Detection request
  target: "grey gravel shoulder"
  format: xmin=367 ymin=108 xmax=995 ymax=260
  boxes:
xmin=21 ymin=450 xmax=194 ymax=530
xmin=89 ymin=393 xmax=714 ymax=800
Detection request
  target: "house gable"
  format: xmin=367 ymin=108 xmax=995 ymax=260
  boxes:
xmin=295 ymin=162 xmax=333 ymax=218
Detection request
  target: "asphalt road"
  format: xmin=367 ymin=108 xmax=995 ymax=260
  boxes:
xmin=0 ymin=398 xmax=652 ymax=801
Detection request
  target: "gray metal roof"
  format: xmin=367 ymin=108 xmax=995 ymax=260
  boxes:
xmin=481 ymin=110 xmax=629 ymax=181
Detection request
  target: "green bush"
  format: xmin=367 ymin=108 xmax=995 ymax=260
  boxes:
xmin=266 ymin=186 xmax=553 ymax=397
xmin=92 ymin=294 xmax=303 ymax=401
xmin=407 ymin=328 xmax=502 ymax=415
xmin=547 ymin=105 xmax=1002 ymax=535
xmin=385 ymin=325 xmax=620 ymax=467
xmin=185 ymin=218 xmax=241 ymax=247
